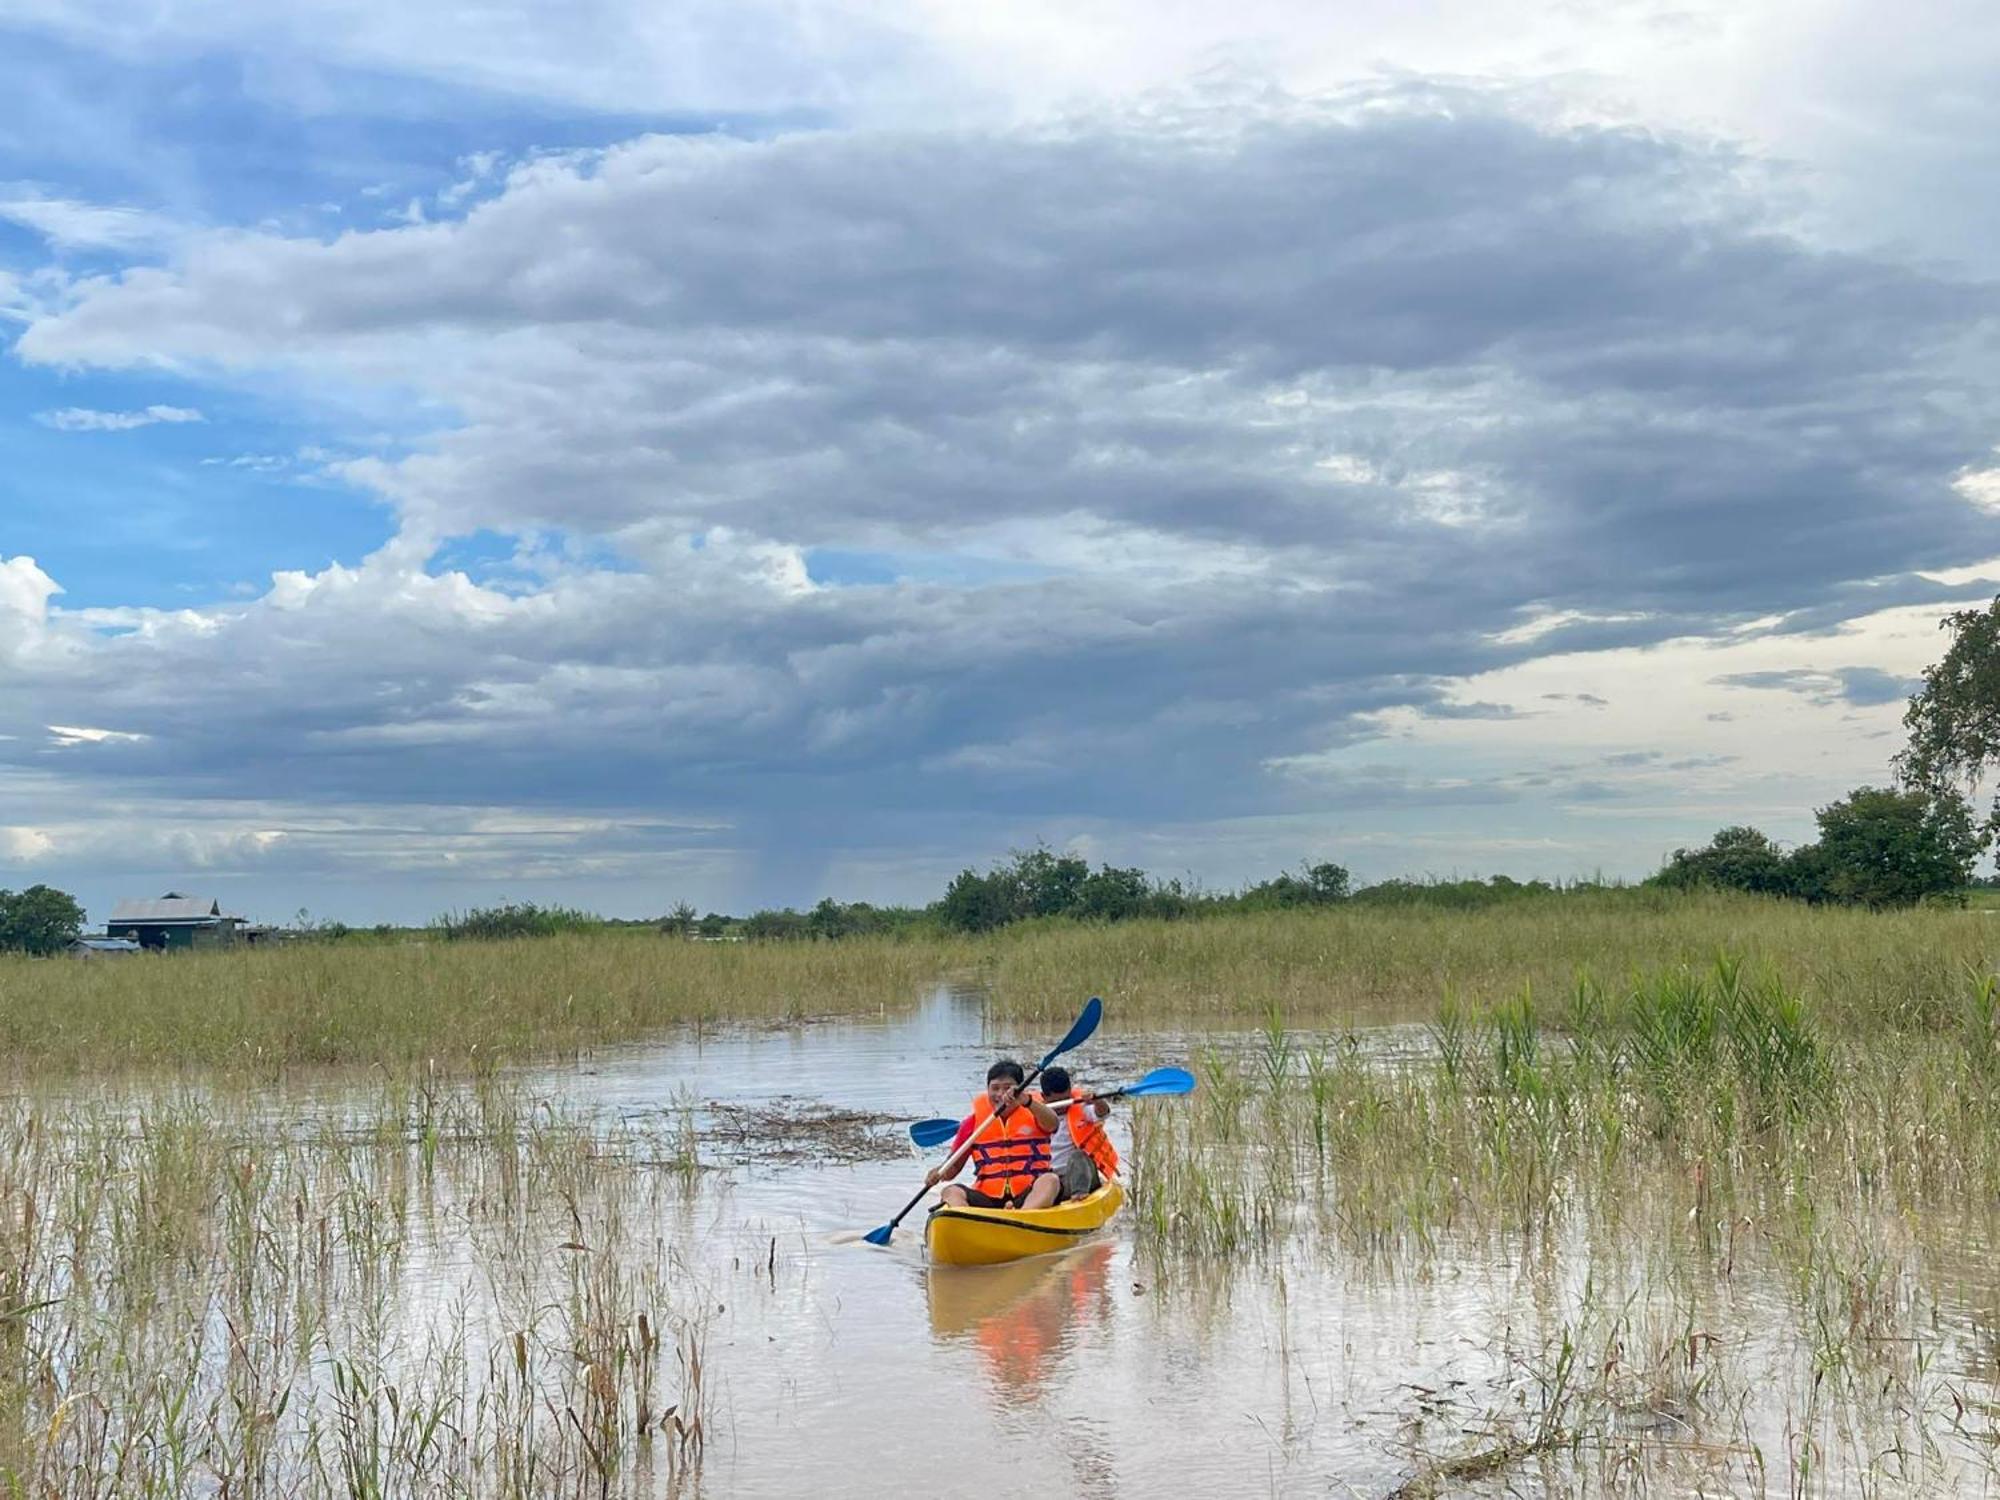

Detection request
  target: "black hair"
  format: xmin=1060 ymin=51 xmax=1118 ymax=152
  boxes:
xmin=1041 ymin=1066 xmax=1072 ymax=1094
xmin=986 ymin=1058 xmax=1026 ymax=1086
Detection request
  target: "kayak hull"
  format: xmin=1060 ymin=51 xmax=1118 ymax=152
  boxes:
xmin=924 ymin=1178 xmax=1125 ymax=1266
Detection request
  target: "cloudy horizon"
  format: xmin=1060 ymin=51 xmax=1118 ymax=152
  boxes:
xmin=3 ymin=1 xmax=1998 ymax=928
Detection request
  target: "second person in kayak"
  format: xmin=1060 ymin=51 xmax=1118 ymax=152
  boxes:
xmin=1038 ymin=1066 xmax=1118 ymax=1202
xmin=928 ymin=1059 xmax=1063 ymax=1209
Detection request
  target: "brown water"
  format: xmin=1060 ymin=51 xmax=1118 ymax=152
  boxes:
xmin=14 ymin=988 xmax=2000 ymax=1497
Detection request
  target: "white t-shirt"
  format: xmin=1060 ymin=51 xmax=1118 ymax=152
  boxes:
xmin=1048 ymin=1109 xmax=1078 ymax=1171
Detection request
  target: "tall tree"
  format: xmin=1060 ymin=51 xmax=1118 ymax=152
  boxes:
xmin=1788 ymin=786 xmax=1980 ymax=908
xmin=1900 ymin=597 xmax=2000 ymax=841
xmin=0 ymin=885 xmax=86 ymax=955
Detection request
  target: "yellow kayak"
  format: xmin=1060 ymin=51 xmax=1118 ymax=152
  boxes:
xmin=924 ymin=1178 xmax=1125 ymax=1266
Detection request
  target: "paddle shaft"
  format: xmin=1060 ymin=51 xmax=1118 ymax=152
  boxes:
xmin=906 ymin=1071 xmax=1199 ymax=1147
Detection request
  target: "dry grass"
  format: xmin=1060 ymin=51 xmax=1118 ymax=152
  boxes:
xmin=980 ymin=891 xmax=2000 ymax=1029
xmin=0 ymin=932 xmax=974 ymax=1072
xmin=9 ymin=893 xmax=2000 ymax=1072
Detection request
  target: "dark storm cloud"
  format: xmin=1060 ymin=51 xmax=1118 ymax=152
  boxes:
xmin=7 ymin=84 xmax=1998 ymax=872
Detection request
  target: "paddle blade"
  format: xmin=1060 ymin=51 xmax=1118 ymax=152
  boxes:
xmin=863 ymin=1223 xmax=894 ymax=1247
xmin=1123 ymin=1065 xmax=1197 ymax=1098
xmin=1040 ymin=995 xmax=1103 ymax=1071
xmin=908 ymin=1117 xmax=961 ymax=1149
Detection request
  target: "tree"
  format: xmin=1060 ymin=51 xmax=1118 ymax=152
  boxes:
xmin=1900 ymin=597 xmax=2000 ymax=843
xmin=1788 ymin=785 xmax=1979 ymax=908
xmin=936 ymin=868 xmax=1022 ymax=933
xmin=0 ymin=885 xmax=85 ymax=955
xmin=1241 ymin=860 xmax=1352 ymax=910
xmin=660 ymin=900 xmax=698 ymax=939
xmin=1650 ymin=826 xmax=1792 ymax=895
xmin=1072 ymin=864 xmax=1153 ymax=921
xmin=1010 ymin=846 xmax=1090 ymax=918
xmin=742 ymin=908 xmax=809 ymax=940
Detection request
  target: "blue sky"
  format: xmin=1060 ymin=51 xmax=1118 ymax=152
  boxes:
xmin=3 ymin=0 xmax=1999 ymax=925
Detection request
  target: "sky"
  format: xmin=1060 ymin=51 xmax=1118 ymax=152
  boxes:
xmin=2 ymin=1 xmax=1999 ymax=926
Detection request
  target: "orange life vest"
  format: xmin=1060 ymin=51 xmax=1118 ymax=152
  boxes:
xmin=965 ymin=1092 xmax=1052 ymax=1200
xmin=1065 ymin=1102 xmax=1119 ymax=1177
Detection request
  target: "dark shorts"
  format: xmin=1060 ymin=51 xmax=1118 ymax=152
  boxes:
xmin=1055 ymin=1154 xmax=1100 ymax=1203
xmin=957 ymin=1185 xmax=1025 ymax=1209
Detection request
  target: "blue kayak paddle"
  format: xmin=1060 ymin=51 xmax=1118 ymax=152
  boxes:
xmin=906 ymin=1064 xmax=1196 ymax=1148
xmin=863 ymin=996 xmax=1102 ymax=1248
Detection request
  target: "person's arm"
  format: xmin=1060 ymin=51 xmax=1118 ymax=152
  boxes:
xmin=1022 ymin=1090 xmax=1060 ymax=1133
xmin=1072 ymin=1086 xmax=1111 ymax=1120
xmin=924 ymin=1115 xmax=979 ymax=1187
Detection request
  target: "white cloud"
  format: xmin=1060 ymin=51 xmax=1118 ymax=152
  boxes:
xmin=1956 ymin=464 xmax=2000 ymax=515
xmin=0 ymin=190 xmax=180 ymax=250
xmin=0 ymin=827 xmax=54 ymax=862
xmin=0 ymin=556 xmax=64 ymax=667
xmin=46 ymin=724 xmax=150 ymax=746
xmin=35 ymin=404 xmax=205 ymax=432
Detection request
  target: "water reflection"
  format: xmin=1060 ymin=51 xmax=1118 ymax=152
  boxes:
xmin=926 ymin=1241 xmax=1116 ymax=1410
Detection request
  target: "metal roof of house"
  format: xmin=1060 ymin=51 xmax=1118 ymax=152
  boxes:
xmin=108 ymin=895 xmax=224 ymax=923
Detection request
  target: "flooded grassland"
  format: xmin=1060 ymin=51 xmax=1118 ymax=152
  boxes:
xmin=4 ymin=900 xmax=2000 ymax=1495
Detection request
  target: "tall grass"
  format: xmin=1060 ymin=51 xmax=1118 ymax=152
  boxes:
xmin=982 ymin=891 xmax=2000 ymax=1029
xmin=9 ymin=891 xmax=2000 ymax=1071
xmin=0 ymin=1080 xmax=712 ymax=1497
xmin=0 ymin=932 xmax=975 ymax=1072
xmin=1125 ymin=958 xmax=2000 ymax=1493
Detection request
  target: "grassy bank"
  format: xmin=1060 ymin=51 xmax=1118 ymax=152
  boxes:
xmin=0 ymin=933 xmax=973 ymax=1072
xmin=983 ymin=889 xmax=2000 ymax=1029
xmin=9 ymin=891 xmax=2000 ymax=1071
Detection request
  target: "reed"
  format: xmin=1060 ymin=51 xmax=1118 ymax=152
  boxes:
xmin=0 ymin=931 xmax=974 ymax=1072
xmin=9 ymin=893 xmax=2000 ymax=1072
xmin=1127 ymin=957 xmax=2000 ymax=1494
xmin=0 ymin=1080 xmax=712 ymax=1497
xmin=980 ymin=892 xmax=2000 ymax=1029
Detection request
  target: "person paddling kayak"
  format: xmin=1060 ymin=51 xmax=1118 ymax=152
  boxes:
xmin=926 ymin=1059 xmax=1062 ymax=1209
xmin=1038 ymin=1065 xmax=1119 ymax=1203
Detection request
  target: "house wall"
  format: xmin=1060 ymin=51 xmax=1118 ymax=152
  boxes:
xmin=112 ymin=922 xmax=234 ymax=951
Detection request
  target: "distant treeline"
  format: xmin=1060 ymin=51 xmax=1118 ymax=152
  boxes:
xmin=645 ymin=850 xmax=1643 ymax=943
xmin=390 ymin=853 xmax=1635 ymax=945
xmin=414 ymin=784 xmax=1980 ymax=944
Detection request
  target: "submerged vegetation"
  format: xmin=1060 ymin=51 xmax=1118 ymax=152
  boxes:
xmin=1123 ymin=956 xmax=2000 ymax=1491
xmin=0 ymin=1079 xmax=713 ymax=1498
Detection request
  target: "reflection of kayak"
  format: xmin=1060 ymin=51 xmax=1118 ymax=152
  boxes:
xmin=927 ymin=1240 xmax=1114 ymax=1408
xmin=926 ymin=1238 xmax=1115 ymax=1339
xmin=925 ymin=1179 xmax=1125 ymax=1266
